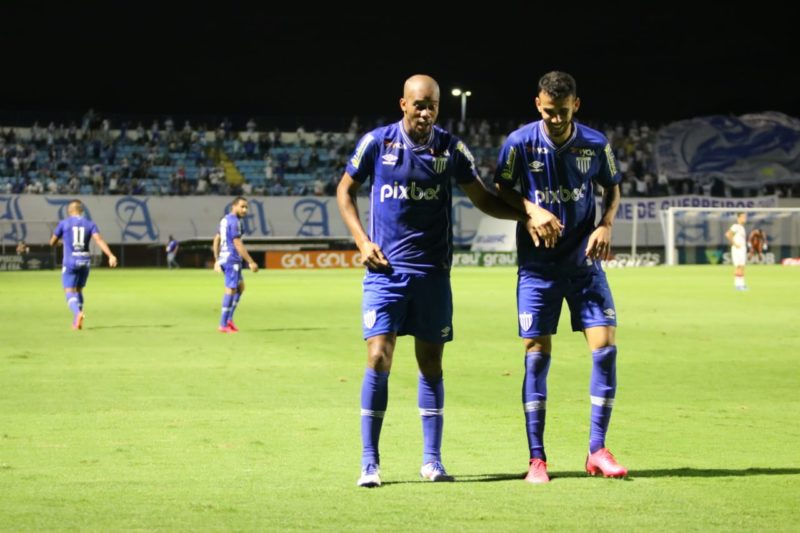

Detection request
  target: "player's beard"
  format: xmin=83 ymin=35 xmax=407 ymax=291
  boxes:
xmin=410 ymin=119 xmax=432 ymax=143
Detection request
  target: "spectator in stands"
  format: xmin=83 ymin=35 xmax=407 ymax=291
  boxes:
xmin=338 ymin=74 xmax=529 ymax=488
xmin=16 ymin=240 xmax=29 ymax=256
xmin=323 ymin=175 xmax=338 ymax=196
xmin=313 ymin=176 xmax=325 ymax=196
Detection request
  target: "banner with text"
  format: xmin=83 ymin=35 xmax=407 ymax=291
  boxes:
xmin=265 ymin=250 xmax=362 ymax=269
xmin=0 ymin=195 xmax=485 ymax=246
xmin=0 ymin=193 xmax=783 ymax=248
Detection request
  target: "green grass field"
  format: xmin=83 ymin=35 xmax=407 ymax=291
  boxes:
xmin=1 ymin=266 xmax=799 ymax=531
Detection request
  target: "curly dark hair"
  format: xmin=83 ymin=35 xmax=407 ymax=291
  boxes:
xmin=538 ymin=71 xmax=577 ymax=99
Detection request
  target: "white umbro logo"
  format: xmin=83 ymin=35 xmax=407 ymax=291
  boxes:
xmin=441 ymin=326 xmax=451 ymax=337
xmin=529 ymin=161 xmax=545 ymax=172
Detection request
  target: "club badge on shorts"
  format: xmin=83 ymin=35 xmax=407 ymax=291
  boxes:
xmin=363 ymin=309 xmax=377 ymax=329
xmin=519 ymin=312 xmax=533 ymax=331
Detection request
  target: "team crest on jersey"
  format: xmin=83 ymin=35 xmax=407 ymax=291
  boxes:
xmin=433 ymin=156 xmax=448 ymax=174
xmin=519 ymin=312 xmax=533 ymax=331
xmin=576 ymin=156 xmax=592 ymax=174
xmin=363 ymin=309 xmax=377 ymax=329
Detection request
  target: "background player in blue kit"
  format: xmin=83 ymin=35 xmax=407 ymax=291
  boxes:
xmin=49 ymin=199 xmax=118 ymax=330
xmin=166 ymin=235 xmax=180 ymax=269
xmin=212 ymin=196 xmax=259 ymax=333
xmin=337 ymin=74 xmax=530 ymax=488
xmin=494 ymin=71 xmax=628 ymax=483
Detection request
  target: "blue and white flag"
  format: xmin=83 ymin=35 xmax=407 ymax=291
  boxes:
xmin=655 ymin=112 xmax=800 ymax=188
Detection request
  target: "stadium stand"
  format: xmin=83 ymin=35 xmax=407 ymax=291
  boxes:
xmin=2 ymin=114 xmax=799 ymax=199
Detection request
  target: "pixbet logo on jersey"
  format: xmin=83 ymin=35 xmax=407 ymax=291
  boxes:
xmin=380 ymin=181 xmax=441 ymax=202
xmin=535 ymin=183 xmax=587 ymax=204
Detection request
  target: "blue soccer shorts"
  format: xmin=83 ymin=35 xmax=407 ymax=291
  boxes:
xmin=361 ymin=270 xmax=453 ymax=343
xmin=222 ymin=261 xmax=243 ymax=289
xmin=516 ymin=264 xmax=617 ymax=337
xmin=62 ymin=265 xmax=90 ymax=289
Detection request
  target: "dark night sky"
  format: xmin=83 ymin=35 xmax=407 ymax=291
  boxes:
xmin=3 ymin=6 xmax=798 ymax=128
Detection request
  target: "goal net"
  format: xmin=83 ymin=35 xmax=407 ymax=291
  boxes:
xmin=660 ymin=207 xmax=800 ymax=265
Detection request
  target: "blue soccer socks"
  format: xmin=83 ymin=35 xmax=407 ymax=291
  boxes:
xmin=230 ymin=293 xmax=241 ymax=321
xmin=523 ymin=352 xmax=551 ymax=461
xmin=360 ymin=368 xmax=389 ymax=467
xmin=418 ymin=373 xmax=444 ymax=464
xmin=219 ymin=293 xmax=234 ymax=327
xmin=65 ymin=291 xmax=81 ymax=317
xmin=589 ymin=346 xmax=617 ymax=453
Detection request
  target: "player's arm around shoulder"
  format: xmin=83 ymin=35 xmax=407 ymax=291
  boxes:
xmin=493 ymin=182 xmax=563 ymax=248
xmin=461 ymin=178 xmax=526 ymax=222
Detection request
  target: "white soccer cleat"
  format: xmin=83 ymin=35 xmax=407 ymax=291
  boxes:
xmin=357 ymin=464 xmax=381 ymax=488
xmin=420 ymin=461 xmax=455 ymax=482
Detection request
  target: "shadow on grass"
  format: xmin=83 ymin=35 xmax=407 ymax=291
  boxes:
xmin=87 ymin=326 xmax=328 ymax=332
xmin=382 ymin=467 xmax=800 ymax=485
xmin=88 ymin=324 xmax=177 ymax=330
xmin=248 ymin=327 xmax=328 ymax=332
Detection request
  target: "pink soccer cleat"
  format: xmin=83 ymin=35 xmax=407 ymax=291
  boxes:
xmin=524 ymin=458 xmax=550 ymax=484
xmin=217 ymin=325 xmax=236 ymax=333
xmin=585 ymin=448 xmax=628 ymax=478
xmin=72 ymin=311 xmax=84 ymax=330
xmin=226 ymin=320 xmax=239 ymax=332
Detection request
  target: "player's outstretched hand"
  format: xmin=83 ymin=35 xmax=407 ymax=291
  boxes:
xmin=248 ymin=261 xmax=259 ymax=273
xmin=213 ymin=261 xmax=222 ymax=273
xmin=108 ymin=255 xmax=118 ymax=268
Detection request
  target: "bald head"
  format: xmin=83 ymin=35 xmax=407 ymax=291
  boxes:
xmin=400 ymin=74 xmax=440 ymax=144
xmin=403 ymin=74 xmax=440 ymax=100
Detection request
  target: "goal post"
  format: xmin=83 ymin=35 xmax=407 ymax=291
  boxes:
xmin=660 ymin=206 xmax=800 ymax=266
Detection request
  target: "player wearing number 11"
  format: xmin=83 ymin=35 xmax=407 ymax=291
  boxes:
xmin=49 ymin=200 xmax=118 ymax=330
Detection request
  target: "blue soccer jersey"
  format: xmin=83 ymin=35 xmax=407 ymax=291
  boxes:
xmin=345 ymin=121 xmax=478 ymax=274
xmin=53 ymin=216 xmax=98 ymax=268
xmin=494 ymin=121 xmax=621 ymax=271
xmin=218 ymin=212 xmax=243 ymax=265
